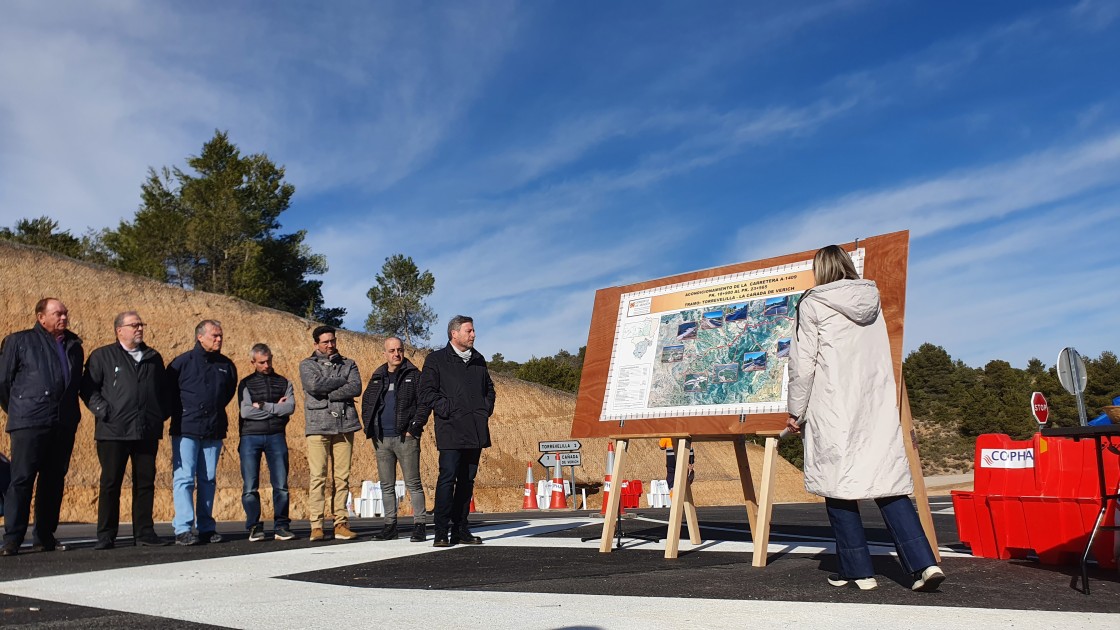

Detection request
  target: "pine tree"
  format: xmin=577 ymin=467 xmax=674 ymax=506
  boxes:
xmin=364 ymin=254 xmax=437 ymax=346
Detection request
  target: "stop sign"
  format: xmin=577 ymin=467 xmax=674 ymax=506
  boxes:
xmin=1031 ymin=391 xmax=1049 ymax=425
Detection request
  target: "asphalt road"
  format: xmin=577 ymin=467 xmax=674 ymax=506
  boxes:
xmin=1 ymin=500 xmax=1117 ymax=629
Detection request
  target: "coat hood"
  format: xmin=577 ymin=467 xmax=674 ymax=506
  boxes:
xmin=807 ymin=279 xmax=881 ymax=325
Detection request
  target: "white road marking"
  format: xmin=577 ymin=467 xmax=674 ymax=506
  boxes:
xmin=1 ymin=517 xmax=1111 ymax=629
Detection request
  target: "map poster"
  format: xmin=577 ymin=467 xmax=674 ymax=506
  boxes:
xmin=570 ymin=231 xmax=908 ymax=439
xmin=600 ymin=250 xmax=865 ymax=421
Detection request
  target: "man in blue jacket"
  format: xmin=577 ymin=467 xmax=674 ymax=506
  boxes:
xmin=167 ymin=320 xmax=237 ymax=546
xmin=417 ymin=315 xmax=495 ymax=548
xmin=0 ymin=298 xmax=83 ymax=557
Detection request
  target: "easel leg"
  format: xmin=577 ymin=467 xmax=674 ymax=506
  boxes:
xmin=599 ymin=439 xmax=628 ymax=553
xmin=900 ymin=379 xmax=941 ymax=562
xmin=752 ymin=437 xmax=777 ymax=568
xmin=684 ymin=476 xmax=701 ymax=545
xmin=664 ymin=438 xmax=690 ymax=559
xmin=734 ymin=437 xmax=759 ymax=539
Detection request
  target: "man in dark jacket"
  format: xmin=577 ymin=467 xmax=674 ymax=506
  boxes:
xmin=360 ymin=336 xmax=428 ymax=542
xmin=80 ymin=311 xmax=171 ymax=550
xmin=417 ymin=315 xmax=495 ymax=547
xmin=237 ymin=343 xmax=296 ymax=542
xmin=167 ymin=320 xmax=237 ymax=546
xmin=0 ymin=298 xmax=83 ymax=556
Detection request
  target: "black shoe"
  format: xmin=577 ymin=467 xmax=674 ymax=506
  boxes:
xmin=199 ymin=531 xmax=223 ymax=544
xmin=451 ymin=529 xmax=482 ymax=545
xmin=410 ymin=523 xmax=427 ymax=543
xmin=93 ymin=539 xmax=115 ymax=551
xmin=374 ymin=523 xmax=398 ymax=541
xmin=432 ymin=532 xmax=450 ymax=548
xmin=248 ymin=525 xmax=266 ymax=542
xmin=1 ymin=543 xmax=19 ymax=557
xmin=32 ymin=539 xmax=67 ymax=552
xmin=136 ymin=534 xmax=170 ymax=547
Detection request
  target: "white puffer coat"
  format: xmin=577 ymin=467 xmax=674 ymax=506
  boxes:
xmin=787 ymin=279 xmax=912 ymax=500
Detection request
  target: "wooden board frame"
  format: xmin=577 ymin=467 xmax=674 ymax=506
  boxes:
xmin=571 ymin=230 xmax=910 ymax=438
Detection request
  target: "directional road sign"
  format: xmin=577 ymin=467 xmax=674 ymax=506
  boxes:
xmin=539 ymin=440 xmax=581 ymax=452
xmin=538 ymin=452 xmax=582 ymax=468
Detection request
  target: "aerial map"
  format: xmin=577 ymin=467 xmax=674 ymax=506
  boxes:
xmin=647 ymin=294 xmax=801 ymax=408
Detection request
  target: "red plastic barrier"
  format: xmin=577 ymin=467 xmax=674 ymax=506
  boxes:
xmin=955 ymin=432 xmax=1120 ymax=568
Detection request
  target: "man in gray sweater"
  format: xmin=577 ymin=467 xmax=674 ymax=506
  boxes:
xmin=299 ymin=326 xmax=362 ymax=542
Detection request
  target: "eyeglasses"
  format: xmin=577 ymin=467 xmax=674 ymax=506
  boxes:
xmin=121 ymin=323 xmax=146 ymax=329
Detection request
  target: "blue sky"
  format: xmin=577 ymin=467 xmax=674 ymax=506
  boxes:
xmin=1 ymin=1 xmax=1118 ymax=367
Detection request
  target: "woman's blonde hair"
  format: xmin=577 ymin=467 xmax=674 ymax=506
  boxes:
xmin=812 ymin=245 xmax=860 ymax=285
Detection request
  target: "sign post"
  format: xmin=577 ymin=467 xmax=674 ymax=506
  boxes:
xmin=1031 ymin=391 xmax=1048 ymax=426
xmin=1057 ymin=347 xmax=1089 ymax=426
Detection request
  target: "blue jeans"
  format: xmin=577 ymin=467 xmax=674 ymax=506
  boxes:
xmin=172 ymin=436 xmax=222 ymax=535
xmin=239 ymin=433 xmax=290 ymax=530
xmin=434 ymin=448 xmax=480 ymax=534
xmin=825 ymin=496 xmax=937 ymax=579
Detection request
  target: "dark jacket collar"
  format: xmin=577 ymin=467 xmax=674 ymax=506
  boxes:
xmin=374 ymin=357 xmax=418 ymax=378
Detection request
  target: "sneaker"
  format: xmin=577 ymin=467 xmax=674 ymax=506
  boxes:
xmin=200 ymin=531 xmax=223 ymax=544
xmin=410 ymin=523 xmax=427 ymax=543
xmin=912 ymin=566 xmax=946 ymax=592
xmin=248 ymin=525 xmax=265 ymax=542
xmin=827 ymin=574 xmax=878 ymax=590
xmin=309 ymin=528 xmax=325 ymax=542
xmin=432 ymin=533 xmax=450 ymax=548
xmin=333 ymin=524 xmax=358 ymax=540
xmin=374 ymin=523 xmax=398 ymax=541
xmin=274 ymin=527 xmax=296 ymax=541
xmin=175 ymin=532 xmax=199 ymax=546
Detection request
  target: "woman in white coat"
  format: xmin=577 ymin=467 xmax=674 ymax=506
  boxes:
xmin=786 ymin=245 xmax=945 ymax=592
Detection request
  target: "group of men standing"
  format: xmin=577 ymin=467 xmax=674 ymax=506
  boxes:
xmin=0 ymin=298 xmax=495 ymax=555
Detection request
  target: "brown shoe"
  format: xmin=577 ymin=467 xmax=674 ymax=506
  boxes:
xmin=309 ymin=528 xmax=325 ymax=542
xmin=333 ymin=524 xmax=358 ymax=540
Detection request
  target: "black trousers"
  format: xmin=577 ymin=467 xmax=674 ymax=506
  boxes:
xmin=97 ymin=439 xmax=159 ymax=542
xmin=434 ymin=448 xmax=480 ymax=534
xmin=3 ymin=426 xmax=76 ymax=547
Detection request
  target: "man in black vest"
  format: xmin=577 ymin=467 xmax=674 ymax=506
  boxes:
xmin=237 ymin=343 xmax=296 ymax=542
xmin=81 ymin=310 xmax=171 ymax=550
xmin=1 ymin=298 xmax=83 ymax=556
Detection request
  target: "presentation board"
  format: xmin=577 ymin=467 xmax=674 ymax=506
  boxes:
xmin=571 ymin=231 xmax=909 ymax=438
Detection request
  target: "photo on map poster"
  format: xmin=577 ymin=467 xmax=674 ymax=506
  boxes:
xmin=661 ymin=345 xmax=685 ymax=363
xmin=700 ymin=310 xmax=724 ymax=329
xmin=647 ymin=294 xmax=802 ymax=409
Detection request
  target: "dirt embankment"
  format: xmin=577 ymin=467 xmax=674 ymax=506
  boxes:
xmin=0 ymin=240 xmax=815 ymax=524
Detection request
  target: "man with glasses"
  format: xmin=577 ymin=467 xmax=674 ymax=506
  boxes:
xmin=0 ymin=298 xmax=83 ymax=556
xmin=237 ymin=343 xmax=296 ymax=542
xmin=299 ymin=326 xmax=362 ymax=542
xmin=81 ymin=312 xmax=171 ymax=549
xmin=167 ymin=320 xmax=237 ymax=546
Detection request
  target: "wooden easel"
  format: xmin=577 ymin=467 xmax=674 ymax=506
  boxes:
xmin=598 ymin=433 xmax=782 ymax=566
xmin=598 ymin=378 xmax=939 ymax=565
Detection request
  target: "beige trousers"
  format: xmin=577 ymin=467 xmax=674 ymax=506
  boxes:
xmin=306 ymin=432 xmax=354 ymax=528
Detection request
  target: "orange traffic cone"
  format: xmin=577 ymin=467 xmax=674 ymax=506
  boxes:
xmin=549 ymin=454 xmax=567 ymax=509
xmin=522 ymin=462 xmax=539 ymax=510
xmin=600 ymin=441 xmax=624 ymax=515
xmin=469 ymin=496 xmax=478 ymax=513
